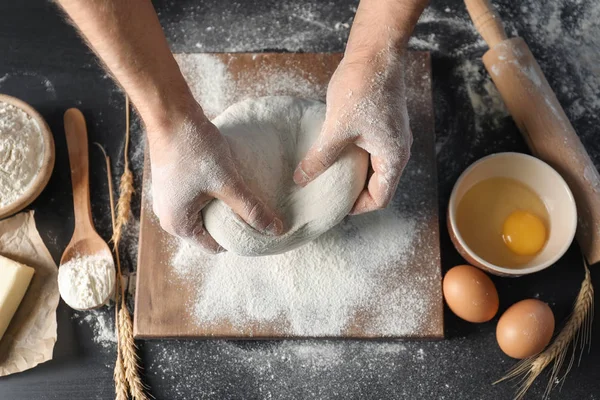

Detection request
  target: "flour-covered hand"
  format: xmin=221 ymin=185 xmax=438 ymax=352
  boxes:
xmin=294 ymin=48 xmax=412 ymax=214
xmin=149 ymin=107 xmax=284 ymax=253
xmin=293 ymin=0 xmax=426 ymax=214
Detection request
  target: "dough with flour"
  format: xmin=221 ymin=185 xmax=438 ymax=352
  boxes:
xmin=203 ymin=96 xmax=369 ymax=256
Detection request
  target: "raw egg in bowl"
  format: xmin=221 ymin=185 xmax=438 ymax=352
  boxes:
xmin=448 ymin=153 xmax=576 ymax=277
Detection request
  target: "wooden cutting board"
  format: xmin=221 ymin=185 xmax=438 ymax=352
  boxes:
xmin=134 ymin=52 xmax=443 ymax=339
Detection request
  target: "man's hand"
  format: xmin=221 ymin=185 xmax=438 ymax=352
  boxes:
xmin=294 ymin=0 xmax=427 ymax=214
xmin=294 ymin=50 xmax=412 ymax=214
xmin=149 ymin=105 xmax=283 ymax=253
xmin=56 ymin=0 xmax=283 ymax=252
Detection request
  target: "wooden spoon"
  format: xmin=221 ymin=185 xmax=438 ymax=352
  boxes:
xmin=59 ymin=108 xmax=115 ymax=310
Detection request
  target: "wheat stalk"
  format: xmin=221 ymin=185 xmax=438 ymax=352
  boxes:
xmin=114 ymin=349 xmax=129 ymax=400
xmin=119 ymin=306 xmax=149 ymax=400
xmin=114 ymin=95 xmax=149 ymax=400
xmin=97 ymin=118 xmax=149 ymax=400
xmin=96 ymin=144 xmax=130 ymax=400
xmin=112 ymin=94 xmax=134 ymax=248
xmin=495 ymin=257 xmax=594 ymax=400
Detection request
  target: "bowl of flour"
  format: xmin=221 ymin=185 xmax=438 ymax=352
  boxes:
xmin=0 ymin=94 xmax=55 ymax=219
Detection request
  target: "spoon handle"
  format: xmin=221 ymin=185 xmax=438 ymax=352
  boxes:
xmin=64 ymin=108 xmax=93 ymax=236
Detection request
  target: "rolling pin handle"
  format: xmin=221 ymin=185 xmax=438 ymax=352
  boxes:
xmin=464 ymin=0 xmax=508 ymax=48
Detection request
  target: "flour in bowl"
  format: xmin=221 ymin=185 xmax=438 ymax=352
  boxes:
xmin=0 ymin=101 xmax=44 ymax=208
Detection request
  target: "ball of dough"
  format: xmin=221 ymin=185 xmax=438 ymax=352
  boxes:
xmin=203 ymin=96 xmax=369 ymax=256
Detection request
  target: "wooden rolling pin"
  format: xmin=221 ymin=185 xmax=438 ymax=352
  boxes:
xmin=465 ymin=0 xmax=600 ymax=265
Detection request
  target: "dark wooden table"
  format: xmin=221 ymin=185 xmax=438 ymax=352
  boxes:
xmin=1 ymin=1 xmax=599 ymax=399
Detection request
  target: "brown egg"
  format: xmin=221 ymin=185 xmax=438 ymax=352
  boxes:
xmin=496 ymin=299 xmax=555 ymax=359
xmin=443 ymin=265 xmax=499 ymax=323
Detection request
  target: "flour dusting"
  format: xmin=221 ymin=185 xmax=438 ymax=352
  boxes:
xmin=458 ymin=60 xmax=508 ymax=134
xmin=163 ymin=2 xmax=356 ymax=53
xmin=176 ymin=54 xmax=234 ymax=118
xmin=165 ymin=53 xmax=440 ymax=337
xmin=175 ymin=53 xmax=325 ymax=119
xmin=74 ymin=309 xmax=117 ymax=350
xmin=144 ymin=340 xmax=421 ymax=399
xmin=83 ymin=310 xmax=116 ymax=349
xmin=517 ymin=0 xmax=600 ymax=116
xmin=172 ymin=206 xmax=430 ymax=336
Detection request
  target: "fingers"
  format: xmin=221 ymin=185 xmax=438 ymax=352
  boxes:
xmin=217 ymin=180 xmax=284 ymax=236
xmin=190 ymin=225 xmax=224 ymax=254
xmin=155 ymin=193 xmax=224 ymax=254
xmin=350 ymin=151 xmax=409 ymax=215
xmin=154 ymin=167 xmax=284 ymax=256
xmin=188 ymin=196 xmax=224 ymax=254
xmin=293 ymin=125 xmax=353 ymax=187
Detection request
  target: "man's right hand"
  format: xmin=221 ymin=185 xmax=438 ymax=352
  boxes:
xmin=148 ymin=105 xmax=284 ymax=254
xmin=54 ymin=1 xmax=283 ymax=253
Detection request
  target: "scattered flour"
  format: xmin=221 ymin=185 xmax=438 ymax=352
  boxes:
xmin=175 ymin=54 xmax=325 ymax=119
xmin=74 ymin=309 xmax=117 ymax=350
xmin=162 ymin=2 xmax=356 ymax=53
xmin=176 ymin=54 xmax=234 ymax=118
xmin=144 ymin=340 xmax=429 ymax=399
xmin=408 ymin=35 xmax=440 ymax=52
xmin=58 ymin=250 xmax=116 ymax=310
xmin=0 ymin=101 xmax=45 ymax=208
xmin=171 ymin=198 xmax=435 ymax=337
xmin=160 ymin=0 xmax=599 ymax=132
xmin=514 ymin=0 xmax=600 ymax=118
xmin=458 ymin=60 xmax=508 ymax=134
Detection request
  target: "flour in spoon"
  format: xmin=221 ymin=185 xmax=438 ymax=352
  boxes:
xmin=0 ymin=101 xmax=44 ymax=208
xmin=58 ymin=250 xmax=115 ymax=310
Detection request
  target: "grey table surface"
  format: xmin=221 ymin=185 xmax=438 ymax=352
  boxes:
xmin=1 ymin=0 xmax=599 ymax=399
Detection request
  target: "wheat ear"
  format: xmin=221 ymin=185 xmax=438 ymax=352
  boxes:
xmin=495 ymin=257 xmax=594 ymax=400
xmin=112 ymin=94 xmax=134 ymax=248
xmin=114 ymin=349 xmax=129 ymax=400
xmin=114 ymin=95 xmax=149 ymax=400
xmin=119 ymin=306 xmax=149 ymax=400
xmin=98 ymin=139 xmax=149 ymax=400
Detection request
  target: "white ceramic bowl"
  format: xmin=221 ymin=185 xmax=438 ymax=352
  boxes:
xmin=448 ymin=152 xmax=577 ymax=277
xmin=0 ymin=94 xmax=55 ymax=219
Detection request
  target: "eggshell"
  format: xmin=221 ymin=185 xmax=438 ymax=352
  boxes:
xmin=496 ymin=299 xmax=555 ymax=359
xmin=443 ymin=265 xmax=499 ymax=323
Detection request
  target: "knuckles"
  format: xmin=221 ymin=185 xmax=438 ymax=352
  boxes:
xmin=153 ymin=199 xmax=221 ymax=254
xmin=152 ymin=195 xmax=199 ymax=238
xmin=156 ymin=209 xmax=192 ymax=237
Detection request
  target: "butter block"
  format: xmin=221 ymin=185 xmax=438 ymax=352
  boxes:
xmin=0 ymin=255 xmax=35 ymax=341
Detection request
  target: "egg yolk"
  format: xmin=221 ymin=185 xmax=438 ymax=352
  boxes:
xmin=502 ymin=210 xmax=547 ymax=256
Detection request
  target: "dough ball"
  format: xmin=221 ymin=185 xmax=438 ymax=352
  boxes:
xmin=203 ymin=96 xmax=368 ymax=256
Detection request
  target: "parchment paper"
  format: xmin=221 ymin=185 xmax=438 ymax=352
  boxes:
xmin=0 ymin=211 xmax=59 ymax=376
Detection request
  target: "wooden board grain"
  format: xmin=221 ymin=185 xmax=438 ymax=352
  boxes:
xmin=134 ymin=52 xmax=443 ymax=339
